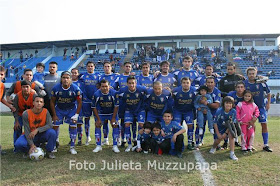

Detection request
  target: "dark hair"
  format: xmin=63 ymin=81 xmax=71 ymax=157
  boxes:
xmin=205 ymin=64 xmax=213 ymax=69
xmin=246 ymin=67 xmax=257 ymax=75
xmin=49 ymin=61 xmax=58 ymax=66
xmin=141 ymin=62 xmax=150 ymax=67
xmin=227 ymin=62 xmax=236 ymax=69
xmin=36 ymin=62 xmax=45 ymax=69
xmin=181 ymin=77 xmax=191 ymax=83
xmin=61 ymin=71 xmax=71 ymax=78
xmin=182 ymin=56 xmax=193 ymax=62
xmin=103 ymin=61 xmax=111 ymax=66
xmin=222 ymin=96 xmax=235 ymax=110
xmin=86 ymin=61 xmax=95 ymax=66
xmin=143 ymin=122 xmax=152 ymax=130
xmin=21 ymin=80 xmax=31 ymax=86
xmin=152 ymin=121 xmax=161 ymax=130
xmin=100 ymin=79 xmax=109 ymax=85
xmin=71 ymin=68 xmax=79 ymax=73
xmin=24 ymin=69 xmax=33 ymax=74
xmin=160 ymin=61 xmax=170 ymax=67
xmin=33 ymin=95 xmax=44 ymax=101
xmin=127 ymin=75 xmax=136 ymax=83
xmin=0 ymin=65 xmax=5 ymax=72
xmin=163 ymin=110 xmax=173 ymax=117
xmin=243 ymin=90 xmax=254 ymax=103
xmin=206 ymin=76 xmax=215 ymax=82
xmin=197 ymin=85 xmax=209 ymax=93
xmin=235 ymin=81 xmax=245 ymax=88
xmin=124 ymin=61 xmax=132 ymax=66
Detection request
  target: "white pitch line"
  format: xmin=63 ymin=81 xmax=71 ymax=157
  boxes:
xmin=193 ymin=150 xmax=216 ymax=186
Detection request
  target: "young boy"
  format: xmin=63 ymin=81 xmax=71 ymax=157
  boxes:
xmin=134 ymin=122 xmax=152 ymax=153
xmin=151 ymin=122 xmax=164 ymax=155
xmin=160 ymin=110 xmax=186 ymax=158
xmin=33 ymin=63 xmax=46 ymax=88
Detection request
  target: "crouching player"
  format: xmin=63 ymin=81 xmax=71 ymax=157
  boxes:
xmin=50 ymin=71 xmax=82 ymax=154
xmin=92 ymin=79 xmax=120 ymax=153
xmin=160 ymin=110 xmax=186 ymax=158
xmin=14 ymin=96 xmax=57 ymax=159
xmin=209 ymin=96 xmax=238 ymax=161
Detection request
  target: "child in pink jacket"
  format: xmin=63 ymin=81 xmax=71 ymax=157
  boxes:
xmin=236 ymin=90 xmax=260 ymax=152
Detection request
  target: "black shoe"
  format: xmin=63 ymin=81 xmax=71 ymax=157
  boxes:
xmin=56 ymin=141 xmax=60 ymax=148
xmin=77 ymin=141 xmax=82 ymax=146
xmin=235 ymin=142 xmax=241 ymax=147
xmin=222 ymin=142 xmax=228 ymax=149
xmin=121 ymin=141 xmax=126 ymax=147
xmin=47 ymin=151 xmax=56 ymax=159
xmin=133 ymin=140 xmax=137 ymax=147
xmin=263 ymin=146 xmax=273 ymax=152
xmin=216 ymin=145 xmax=222 ymax=151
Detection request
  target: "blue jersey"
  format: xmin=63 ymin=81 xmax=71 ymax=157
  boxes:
xmin=92 ymin=89 xmax=119 ymax=115
xmin=146 ymin=89 xmax=173 ymax=115
xmin=33 ymin=72 xmax=45 ymax=85
xmin=113 ymin=74 xmax=130 ymax=90
xmin=118 ymin=85 xmax=147 ymax=113
xmin=227 ymin=91 xmax=244 ymax=106
xmin=99 ymin=73 xmax=119 ymax=87
xmin=196 ymin=75 xmax=220 ymax=87
xmin=137 ymin=132 xmax=151 ymax=143
xmin=173 ymin=69 xmax=199 ymax=86
xmin=51 ymin=83 xmax=82 ymax=110
xmin=214 ymin=108 xmax=237 ymax=129
xmin=80 ymin=72 xmax=100 ymax=102
xmin=151 ymin=133 xmax=164 ymax=144
xmin=161 ymin=121 xmax=183 ymax=139
xmin=244 ymin=80 xmax=270 ymax=108
xmin=137 ymin=73 xmax=154 ymax=89
xmin=154 ymin=73 xmax=177 ymax=90
xmin=172 ymin=86 xmax=196 ymax=112
xmin=208 ymin=87 xmax=222 ymax=115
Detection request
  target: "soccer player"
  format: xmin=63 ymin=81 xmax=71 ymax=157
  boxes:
xmin=172 ymin=77 xmax=197 ymax=150
xmin=227 ymin=81 xmax=245 ymax=106
xmin=118 ymin=76 xmax=147 ymax=152
xmin=6 ymin=68 xmax=43 ymax=104
xmin=137 ymin=62 xmax=154 ymax=89
xmin=80 ymin=61 xmax=100 ymax=145
xmin=71 ymin=68 xmax=84 ymax=145
xmin=92 ymin=80 xmax=120 ymax=153
xmin=244 ymin=67 xmax=272 ymax=152
xmin=154 ymin=61 xmax=177 ymax=91
xmin=160 ymin=110 xmax=186 ymax=158
xmin=146 ymin=81 xmax=173 ymax=123
xmin=13 ymin=80 xmax=37 ymax=146
xmin=50 ymin=71 xmax=82 ymax=154
xmin=14 ymin=96 xmax=57 ymax=159
xmin=195 ymin=64 xmax=220 ymax=87
xmin=99 ymin=61 xmax=119 ymax=145
xmin=173 ymin=56 xmax=199 ymax=86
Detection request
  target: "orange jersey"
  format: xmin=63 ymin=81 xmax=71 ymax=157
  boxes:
xmin=17 ymin=91 xmax=35 ymax=116
xmin=0 ymin=82 xmax=4 ymax=102
xmin=14 ymin=81 xmax=36 ymax=94
xmin=27 ymin=109 xmax=47 ymax=132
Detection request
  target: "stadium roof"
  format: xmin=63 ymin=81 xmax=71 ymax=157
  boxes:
xmin=1 ymin=34 xmax=279 ymax=51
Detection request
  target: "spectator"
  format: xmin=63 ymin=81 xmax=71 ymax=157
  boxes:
xmin=35 ymin=49 xmax=38 ymax=57
xmin=20 ymin=53 xmax=23 ymax=62
xmin=30 ymin=53 xmax=33 ymax=58
xmin=8 ymin=52 xmax=11 ymax=58
xmin=105 ymin=49 xmax=109 ymax=54
xmin=63 ymin=48 xmax=68 ymax=56
xmin=25 ymin=53 xmax=29 ymax=60
xmin=276 ymin=93 xmax=280 ymax=104
xmin=271 ymin=94 xmax=276 ymax=104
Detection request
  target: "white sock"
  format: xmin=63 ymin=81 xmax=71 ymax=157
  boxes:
xmin=230 ymin=151 xmax=234 ymax=156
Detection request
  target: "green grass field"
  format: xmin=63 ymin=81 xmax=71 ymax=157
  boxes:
xmin=1 ymin=115 xmax=279 ymax=185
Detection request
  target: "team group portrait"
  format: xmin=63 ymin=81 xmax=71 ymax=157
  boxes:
xmin=0 ymin=1 xmax=279 ymax=185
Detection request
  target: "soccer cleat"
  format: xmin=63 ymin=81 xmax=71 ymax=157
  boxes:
xmin=85 ymin=136 xmax=92 ymax=146
xmin=56 ymin=141 xmax=60 ymax=148
xmin=70 ymin=147 xmax=77 ymax=155
xmin=143 ymin=151 xmax=148 ymax=154
xmin=101 ymin=139 xmax=109 ymax=146
xmin=121 ymin=141 xmax=126 ymax=147
xmin=92 ymin=145 xmax=102 ymax=153
xmin=187 ymin=144 xmax=194 ymax=150
xmin=230 ymin=153 xmax=238 ymax=161
xmin=52 ymin=146 xmax=57 ymax=153
xmin=133 ymin=140 xmax=137 ymax=147
xmin=222 ymin=142 xmax=228 ymax=149
xmin=132 ymin=146 xmax=138 ymax=152
xmin=210 ymin=129 xmax=215 ymax=134
xmin=263 ymin=146 xmax=273 ymax=152
xmin=112 ymin=145 xmax=120 ymax=153
xmin=177 ymin=152 xmax=182 ymax=158
xmin=47 ymin=151 xmax=56 ymax=159
xmin=209 ymin=148 xmax=216 ymax=154
xmin=125 ymin=145 xmax=132 ymax=152
xmin=77 ymin=141 xmax=82 ymax=146
xmin=235 ymin=141 xmax=241 ymax=147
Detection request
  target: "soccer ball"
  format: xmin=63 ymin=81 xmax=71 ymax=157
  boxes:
xmin=29 ymin=147 xmax=45 ymax=161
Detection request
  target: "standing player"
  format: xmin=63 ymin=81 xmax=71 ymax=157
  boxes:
xmin=80 ymin=61 xmax=100 ymax=145
xmin=92 ymin=80 xmax=120 ymax=153
xmin=118 ymin=76 xmax=147 ymax=152
xmin=137 ymin=62 xmax=154 ymax=89
xmin=173 ymin=56 xmax=199 ymax=86
xmin=196 ymin=65 xmax=220 ymax=87
xmin=244 ymin=67 xmax=272 ymax=152
xmin=146 ymin=81 xmax=173 ymax=123
xmin=154 ymin=61 xmax=177 ymax=91
xmin=50 ymin=71 xmax=82 ymax=154
xmin=172 ymin=77 xmax=196 ymax=150
xmin=13 ymin=80 xmax=37 ymax=147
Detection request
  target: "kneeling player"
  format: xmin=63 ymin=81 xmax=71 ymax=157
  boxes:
xmin=14 ymin=96 xmax=57 ymax=159
xmin=92 ymin=80 xmax=120 ymax=153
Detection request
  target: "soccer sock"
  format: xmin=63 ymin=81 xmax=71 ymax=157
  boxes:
xmin=77 ymin=126 xmax=83 ymax=142
xmin=132 ymin=121 xmax=137 ymax=140
xmin=121 ymin=120 xmax=125 ymax=141
xmin=84 ymin=119 xmax=90 ymax=138
xmin=112 ymin=127 xmax=119 ymax=146
xmin=95 ymin=128 xmax=101 ymax=146
xmin=103 ymin=122 xmax=109 ymax=139
xmin=68 ymin=126 xmax=71 ymax=140
xmin=56 ymin=127 xmax=60 ymax=142
xmin=187 ymin=127 xmax=194 ymax=145
xmin=195 ymin=127 xmax=200 ymax=145
xmin=262 ymin=132 xmax=268 ymax=146
xmin=125 ymin=126 xmax=132 ymax=145
xmin=69 ymin=127 xmax=77 ymax=147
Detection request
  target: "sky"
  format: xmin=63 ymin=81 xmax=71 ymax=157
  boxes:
xmin=0 ymin=0 xmax=279 ymax=45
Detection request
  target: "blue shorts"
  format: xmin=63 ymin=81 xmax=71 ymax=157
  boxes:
xmin=258 ymin=107 xmax=267 ymax=123
xmin=173 ymin=110 xmax=193 ymax=125
xmin=82 ymin=102 xmax=92 ymax=118
xmin=146 ymin=112 xmax=162 ymax=123
xmin=98 ymin=114 xmax=119 ymax=125
xmin=213 ymin=123 xmax=227 ymax=139
xmin=55 ymin=106 xmax=77 ymax=127
xmin=124 ymin=110 xmax=145 ymax=124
